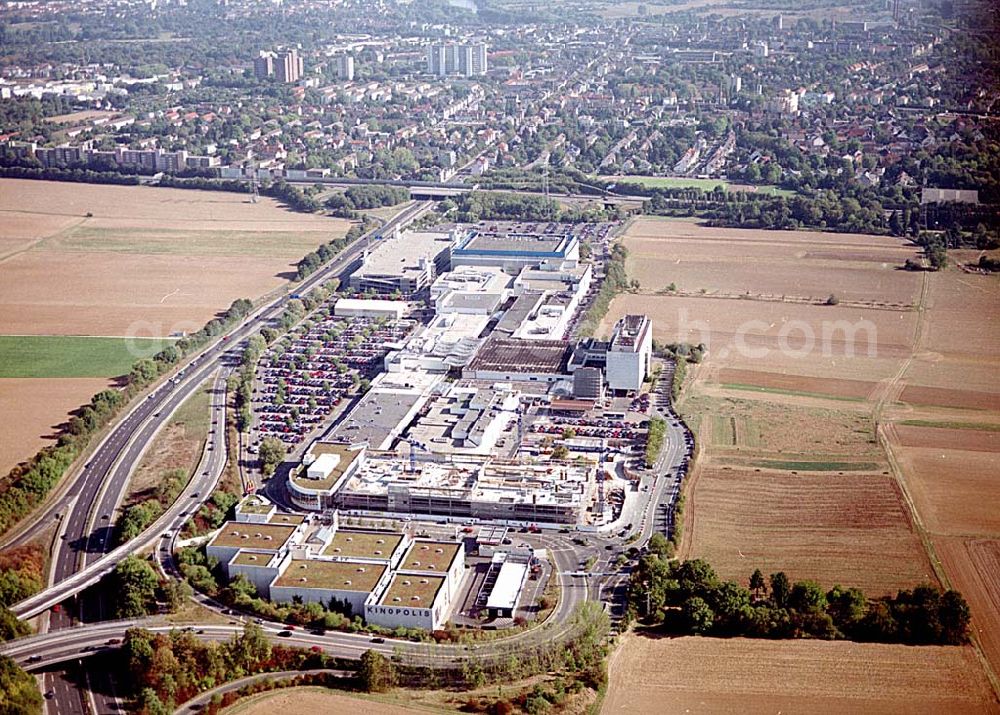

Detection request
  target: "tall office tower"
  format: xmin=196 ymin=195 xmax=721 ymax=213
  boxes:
xmin=337 ymin=54 xmax=355 ymax=81
xmin=605 ymin=315 xmax=652 ymax=393
xmin=253 ymin=51 xmax=275 ymax=79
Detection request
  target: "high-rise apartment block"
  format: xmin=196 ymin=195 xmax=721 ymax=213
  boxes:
xmin=254 ymin=47 xmax=303 ymax=83
xmin=253 ymin=51 xmax=275 ymax=80
xmin=426 ymin=43 xmax=487 ymax=77
xmin=276 ymin=48 xmax=304 ymax=83
xmin=336 ymin=54 xmax=355 ymax=81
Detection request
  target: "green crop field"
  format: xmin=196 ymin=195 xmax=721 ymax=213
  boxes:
xmin=597 ymin=175 xmax=796 ymax=197
xmin=898 ymin=419 xmax=1000 ymax=432
xmin=599 ymin=175 xmax=729 ymax=191
xmin=46 ymin=227 xmax=328 ymax=258
xmin=0 ymin=335 xmax=175 ymax=378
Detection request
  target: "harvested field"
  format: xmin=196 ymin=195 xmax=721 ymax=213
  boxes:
xmin=0 ymin=179 xmax=350 ymax=337
xmin=921 ymin=269 xmax=1000 ymax=361
xmin=603 ymin=632 xmax=999 ymax=715
xmin=716 ymin=368 xmax=877 ymax=401
xmin=684 ymin=466 xmax=933 ymax=594
xmin=601 ymin=293 xmax=916 ymax=363
xmin=935 ymin=538 xmax=1000 ymax=688
xmin=893 ymin=445 xmax=1000 ymax=536
xmin=621 ymin=217 xmax=922 ymax=306
xmin=0 ymin=377 xmax=112 ymax=475
xmin=0 ymin=212 xmax=83 ymax=260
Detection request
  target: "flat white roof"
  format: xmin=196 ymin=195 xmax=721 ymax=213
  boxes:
xmin=356 ymin=229 xmax=452 ymax=278
xmin=334 ymin=298 xmax=406 ymax=314
xmin=486 ymin=560 xmax=528 ymax=611
xmin=309 ymin=452 xmax=342 ymax=476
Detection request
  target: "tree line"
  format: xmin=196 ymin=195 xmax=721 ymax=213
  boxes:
xmin=295 ymin=219 xmax=373 ymax=281
xmin=324 ymin=185 xmax=410 ymax=218
xmin=0 ymin=163 xmax=142 ymax=186
xmin=0 ymin=654 xmax=41 ymax=714
xmin=629 ymin=557 xmax=971 ymax=645
xmin=578 ymin=243 xmax=630 ymax=336
xmin=120 ymin=624 xmax=339 ymax=714
xmin=111 ymin=554 xmax=191 ymax=619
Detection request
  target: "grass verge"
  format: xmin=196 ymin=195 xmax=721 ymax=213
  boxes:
xmin=898 ymin=419 xmax=1000 ymax=432
xmin=750 ymin=460 xmax=881 ymax=472
xmin=721 ymin=383 xmax=864 ymax=403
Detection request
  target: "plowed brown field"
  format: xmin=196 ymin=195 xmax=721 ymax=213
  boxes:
xmin=604 ymin=632 xmax=1000 ymax=714
xmin=893 ymin=445 xmax=1000 ymax=535
xmin=899 ymin=384 xmax=1000 ymax=412
xmin=716 ymin=368 xmax=877 ymax=400
xmin=684 ymin=466 xmax=933 ymax=594
xmin=934 ymin=538 xmax=1000 ymax=689
xmin=894 ymin=424 xmax=1000 ymax=452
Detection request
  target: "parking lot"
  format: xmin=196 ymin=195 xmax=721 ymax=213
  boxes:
xmin=252 ymin=312 xmax=415 ymax=446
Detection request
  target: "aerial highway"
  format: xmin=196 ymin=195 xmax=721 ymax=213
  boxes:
xmin=3 ymin=527 xmax=594 ymax=670
xmin=11 ymin=200 xmax=433 ymax=620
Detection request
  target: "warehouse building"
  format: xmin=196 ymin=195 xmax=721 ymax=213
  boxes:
xmin=208 ymin=511 xmax=466 ymax=629
xmin=451 ymin=230 xmax=580 ymax=274
xmin=482 ymin=552 xmax=530 ymax=619
xmin=270 ymin=556 xmax=392 ymax=614
xmin=463 ymin=336 xmax=572 ymax=384
xmin=430 ymin=265 xmax=511 ymax=316
xmin=350 ymin=228 xmax=456 ymax=294
xmin=206 ymin=522 xmax=302 ymax=568
xmin=364 ymin=539 xmax=465 ymax=630
xmin=333 ymin=298 xmax=407 ymax=320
